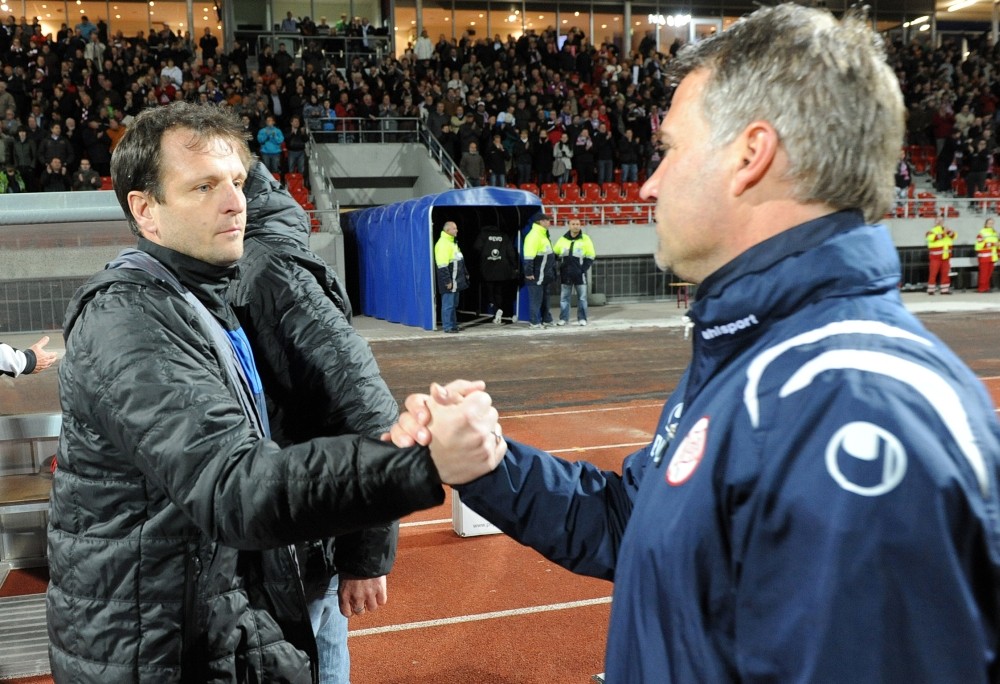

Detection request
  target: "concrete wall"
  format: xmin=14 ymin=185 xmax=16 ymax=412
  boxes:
xmin=311 ymin=142 xmax=453 ymax=207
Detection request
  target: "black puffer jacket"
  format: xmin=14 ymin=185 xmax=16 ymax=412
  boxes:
xmin=230 ymin=161 xmax=400 ymax=586
xmin=48 ymin=239 xmax=444 ymax=682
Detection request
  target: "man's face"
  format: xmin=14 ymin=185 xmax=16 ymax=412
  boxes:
xmin=79 ymin=160 xmax=90 ymax=171
xmin=568 ymin=220 xmax=582 ymax=237
xmin=640 ymin=69 xmax=730 ymax=280
xmin=136 ymin=129 xmax=247 ymax=266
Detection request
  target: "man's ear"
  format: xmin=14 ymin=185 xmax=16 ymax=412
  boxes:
xmin=127 ymin=190 xmax=159 ymax=240
xmin=731 ymin=121 xmax=779 ymax=197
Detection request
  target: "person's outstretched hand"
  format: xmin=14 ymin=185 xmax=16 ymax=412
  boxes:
xmin=29 ymin=336 xmax=58 ymax=373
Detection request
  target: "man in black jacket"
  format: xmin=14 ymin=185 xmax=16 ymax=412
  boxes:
xmin=230 ymin=161 xmax=400 ymax=683
xmin=48 ymin=101 xmax=505 ymax=683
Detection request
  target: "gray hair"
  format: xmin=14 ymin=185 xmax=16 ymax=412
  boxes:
xmin=667 ymin=4 xmax=904 ymax=222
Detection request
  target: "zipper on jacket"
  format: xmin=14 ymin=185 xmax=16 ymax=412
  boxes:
xmin=181 ymin=542 xmax=202 ymax=680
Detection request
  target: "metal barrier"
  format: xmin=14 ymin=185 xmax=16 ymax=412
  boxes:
xmin=0 ymin=412 xmax=61 ymax=588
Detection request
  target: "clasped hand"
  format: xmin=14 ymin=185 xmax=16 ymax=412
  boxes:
xmin=384 ymin=380 xmax=506 ymax=485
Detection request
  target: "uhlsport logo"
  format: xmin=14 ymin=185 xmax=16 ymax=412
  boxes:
xmin=666 ymin=416 xmax=709 ymax=486
xmin=701 ymin=314 xmax=759 ymax=341
xmin=824 ymin=421 xmax=907 ymax=496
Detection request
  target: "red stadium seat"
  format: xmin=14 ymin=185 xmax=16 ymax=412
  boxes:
xmin=581 ymin=182 xmax=603 ymax=203
xmin=562 ymin=184 xmax=584 ymax=203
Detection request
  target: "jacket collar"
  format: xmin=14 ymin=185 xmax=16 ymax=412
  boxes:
xmin=138 ymin=237 xmax=240 ymax=328
xmin=683 ymin=210 xmax=900 ymax=391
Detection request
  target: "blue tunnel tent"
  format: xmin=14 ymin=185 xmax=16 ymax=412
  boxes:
xmin=345 ymin=187 xmax=543 ymax=330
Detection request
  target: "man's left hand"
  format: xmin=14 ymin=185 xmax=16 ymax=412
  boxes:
xmin=339 ymin=574 xmax=388 ymax=618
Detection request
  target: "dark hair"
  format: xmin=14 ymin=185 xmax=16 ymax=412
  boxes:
xmin=111 ymin=102 xmax=250 ymax=236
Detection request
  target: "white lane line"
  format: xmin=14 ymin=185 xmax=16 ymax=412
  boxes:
xmin=348 ymin=596 xmax=613 ymax=637
xmin=504 ymin=403 xmax=662 ymax=419
xmin=400 ymin=518 xmax=451 ymax=528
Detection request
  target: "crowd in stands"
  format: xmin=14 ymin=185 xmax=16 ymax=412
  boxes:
xmin=891 ymin=31 xmax=1000 ymax=200
xmin=4 ymin=9 xmax=1000 ymax=200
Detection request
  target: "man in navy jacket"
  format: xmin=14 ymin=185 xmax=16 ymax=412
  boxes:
xmin=393 ymin=5 xmax=1000 ymax=682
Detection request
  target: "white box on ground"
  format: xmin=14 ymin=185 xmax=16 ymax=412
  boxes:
xmin=451 ymin=490 xmax=502 ymax=537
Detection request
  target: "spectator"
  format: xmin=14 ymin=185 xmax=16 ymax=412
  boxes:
xmin=552 ymin=131 xmax=573 ymax=186
xmin=893 ymin=148 xmax=913 ymax=206
xmin=484 ymin=133 xmax=508 ymax=187
xmin=12 ymin=128 xmax=37 ymax=190
xmin=533 ymin=127 xmax=555 ymax=185
xmin=74 ymin=15 xmax=97 ymax=41
xmin=426 ymin=100 xmax=449 ymax=140
xmin=199 ymin=27 xmax=218 ymax=62
xmin=965 ymin=138 xmax=990 ymax=199
xmin=0 ymin=82 xmax=15 ymax=118
xmin=285 ymin=115 xmax=308 ymax=174
xmin=257 ymin=114 xmax=285 ymax=174
xmin=552 ymin=218 xmax=596 ymax=326
xmin=105 ymin=117 xmax=126 ymax=152
xmin=280 ymin=11 xmax=299 ymax=32
xmin=38 ymin=122 xmax=74 ymax=168
xmin=0 ymin=336 xmax=56 ymax=376
xmin=159 ymin=58 xmax=183 ymax=89
xmin=84 ymin=32 xmax=106 ymax=72
xmin=437 ymin=121 xmax=461 ymax=162
xmin=593 ymin=122 xmax=615 ymax=184
xmin=71 ymin=157 xmax=101 ymax=190
xmin=617 ymin=128 xmax=640 ymax=183
xmin=573 ymin=128 xmax=595 ymax=184
xmin=0 ymin=163 xmax=26 ymax=193
xmin=39 ymin=156 xmax=70 ymax=192
xmin=81 ymin=120 xmax=112 ymax=175
xmin=512 ymin=128 xmax=533 ymax=184
xmin=459 ymin=140 xmax=485 ymax=186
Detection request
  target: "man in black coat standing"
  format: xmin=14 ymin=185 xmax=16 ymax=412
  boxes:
xmin=474 ymin=223 xmax=520 ymax=324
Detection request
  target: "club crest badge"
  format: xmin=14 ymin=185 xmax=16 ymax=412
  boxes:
xmin=666 ymin=416 xmax=709 ymax=486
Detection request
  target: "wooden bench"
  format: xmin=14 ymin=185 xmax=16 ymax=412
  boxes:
xmin=669 ymin=281 xmax=696 ymax=308
xmin=0 ymin=413 xmax=61 ymax=588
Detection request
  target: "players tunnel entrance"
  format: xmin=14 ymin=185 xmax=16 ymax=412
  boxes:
xmin=345 ymin=188 xmax=543 ymax=331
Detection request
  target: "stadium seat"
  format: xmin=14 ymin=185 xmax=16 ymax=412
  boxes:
xmin=100 ymin=176 xmax=113 ymax=191
xmin=603 ymin=182 xmax=625 ymax=202
xmin=519 ymin=183 xmax=540 ymax=196
xmin=540 ymin=183 xmax=561 ymax=203
xmin=562 ymin=184 xmax=584 ymax=203
xmin=581 ymin=182 xmax=603 ymax=203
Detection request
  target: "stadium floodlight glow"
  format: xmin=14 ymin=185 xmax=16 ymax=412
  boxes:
xmin=947 ymin=0 xmax=978 ymax=11
xmin=903 ymin=15 xmax=930 ymax=26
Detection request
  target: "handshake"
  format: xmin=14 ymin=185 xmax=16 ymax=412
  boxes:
xmin=384 ymin=379 xmax=506 ymax=485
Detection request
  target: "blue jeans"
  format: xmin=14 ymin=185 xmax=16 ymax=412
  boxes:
xmin=620 ymin=163 xmax=638 ymax=183
xmin=560 ymin=283 xmax=588 ymax=323
xmin=440 ymin=290 xmax=458 ymax=330
xmin=526 ymin=281 xmax=552 ymax=325
xmin=288 ymin=150 xmax=305 ymax=174
xmin=597 ymin=160 xmax=613 ymax=184
xmin=262 ymin=153 xmax=281 ymax=173
xmin=308 ymin=575 xmax=351 ymax=684
xmin=489 ymin=172 xmax=506 ymax=187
